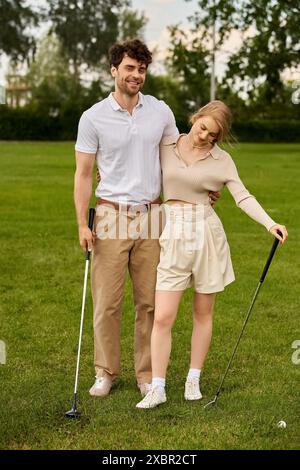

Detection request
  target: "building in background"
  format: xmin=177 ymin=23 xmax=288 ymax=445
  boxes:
xmin=5 ymin=74 xmax=31 ymax=107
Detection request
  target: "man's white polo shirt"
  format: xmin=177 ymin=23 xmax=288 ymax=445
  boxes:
xmin=75 ymin=92 xmax=178 ymax=205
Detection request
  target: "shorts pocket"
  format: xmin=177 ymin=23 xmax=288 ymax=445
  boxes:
xmin=207 ymin=213 xmax=226 ymax=238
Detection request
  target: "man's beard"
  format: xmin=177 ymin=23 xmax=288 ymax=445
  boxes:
xmin=119 ymin=79 xmax=143 ymax=96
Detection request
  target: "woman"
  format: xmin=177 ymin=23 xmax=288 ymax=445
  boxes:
xmin=136 ymin=100 xmax=288 ymax=409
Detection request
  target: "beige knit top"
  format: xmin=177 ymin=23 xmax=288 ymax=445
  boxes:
xmin=160 ymin=135 xmax=276 ymax=231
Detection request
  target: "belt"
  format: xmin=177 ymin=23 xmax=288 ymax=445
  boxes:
xmin=96 ymin=196 xmax=162 ymax=213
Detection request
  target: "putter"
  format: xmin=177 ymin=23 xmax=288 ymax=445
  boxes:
xmin=204 ymin=230 xmax=282 ymax=410
xmin=65 ymin=207 xmax=96 ymax=418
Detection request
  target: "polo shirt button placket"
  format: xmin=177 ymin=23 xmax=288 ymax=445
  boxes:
xmin=130 ymin=116 xmax=137 ymax=134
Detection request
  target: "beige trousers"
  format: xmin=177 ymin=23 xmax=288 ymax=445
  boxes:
xmin=91 ymin=204 xmax=162 ymax=384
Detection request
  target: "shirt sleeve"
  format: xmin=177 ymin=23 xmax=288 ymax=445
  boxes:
xmin=162 ymin=104 xmax=179 ymax=137
xmin=75 ymin=112 xmax=98 ymax=154
xmin=225 ymin=155 xmax=276 ymax=231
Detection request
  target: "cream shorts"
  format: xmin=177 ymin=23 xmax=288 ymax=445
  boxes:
xmin=156 ymin=203 xmax=235 ymax=294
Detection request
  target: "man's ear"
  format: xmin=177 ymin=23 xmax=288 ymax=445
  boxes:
xmin=111 ymin=66 xmax=117 ymax=78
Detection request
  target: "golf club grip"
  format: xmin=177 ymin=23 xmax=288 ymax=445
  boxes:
xmin=260 ymin=230 xmax=282 ymax=282
xmin=88 ymin=208 xmax=96 ymax=231
xmin=86 ymin=208 xmax=96 ymax=260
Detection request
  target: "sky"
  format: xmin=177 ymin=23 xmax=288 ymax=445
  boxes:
xmin=132 ymin=0 xmax=199 ymax=43
xmin=131 ymin=0 xmax=201 ymax=73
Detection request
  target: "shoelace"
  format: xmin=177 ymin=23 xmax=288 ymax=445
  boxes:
xmin=186 ymin=379 xmax=199 ymax=395
xmin=143 ymin=387 xmax=163 ymax=403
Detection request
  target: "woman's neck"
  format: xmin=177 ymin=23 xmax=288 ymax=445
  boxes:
xmin=183 ymin=133 xmax=213 ymax=153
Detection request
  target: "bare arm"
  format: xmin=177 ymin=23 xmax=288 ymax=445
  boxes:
xmin=74 ymin=151 xmax=96 ymax=251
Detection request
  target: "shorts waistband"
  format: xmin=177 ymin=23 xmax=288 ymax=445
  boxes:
xmin=163 ymin=202 xmax=214 ymax=219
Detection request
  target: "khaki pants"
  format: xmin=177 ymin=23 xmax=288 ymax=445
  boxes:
xmin=91 ymin=204 xmax=162 ymax=384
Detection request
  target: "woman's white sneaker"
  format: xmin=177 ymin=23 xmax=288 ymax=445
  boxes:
xmin=184 ymin=378 xmax=202 ymax=400
xmin=138 ymin=382 xmax=152 ymax=397
xmin=136 ymin=387 xmax=166 ymax=409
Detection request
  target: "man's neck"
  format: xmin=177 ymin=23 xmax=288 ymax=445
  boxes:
xmin=113 ymin=91 xmax=139 ymax=114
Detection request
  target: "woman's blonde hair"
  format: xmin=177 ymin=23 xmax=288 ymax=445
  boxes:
xmin=190 ymin=100 xmax=232 ymax=143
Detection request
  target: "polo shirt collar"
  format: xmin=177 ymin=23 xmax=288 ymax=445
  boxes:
xmin=108 ymin=92 xmax=144 ymax=111
xmin=209 ymin=144 xmax=222 ymax=160
xmin=166 ymin=134 xmax=221 ymax=160
xmin=137 ymin=92 xmax=144 ymax=107
xmin=108 ymin=92 xmax=122 ymax=111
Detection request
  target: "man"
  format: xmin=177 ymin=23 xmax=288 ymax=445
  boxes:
xmin=74 ymin=39 xmax=219 ymax=398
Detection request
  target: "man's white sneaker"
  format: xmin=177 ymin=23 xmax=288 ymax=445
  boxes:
xmin=184 ymin=378 xmax=202 ymax=401
xmin=136 ymin=387 xmax=166 ymax=409
xmin=138 ymin=383 xmax=152 ymax=397
xmin=89 ymin=376 xmax=113 ymax=397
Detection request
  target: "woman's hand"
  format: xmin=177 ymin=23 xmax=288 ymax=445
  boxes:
xmin=269 ymin=224 xmax=288 ymax=244
xmin=96 ymin=168 xmax=101 ymax=184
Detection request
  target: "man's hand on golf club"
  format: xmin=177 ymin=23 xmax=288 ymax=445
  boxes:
xmin=79 ymin=225 xmax=95 ymax=252
xmin=269 ymin=224 xmax=288 ymax=244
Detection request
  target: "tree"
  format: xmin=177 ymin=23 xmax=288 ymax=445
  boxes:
xmin=47 ymin=0 xmax=145 ymax=81
xmin=23 ymin=2 xmax=148 ymax=124
xmin=142 ymin=72 xmax=190 ymax=132
xmin=26 ymin=33 xmax=103 ymax=124
xmin=187 ymin=0 xmax=300 ymax=106
xmin=226 ymin=0 xmax=300 ymax=106
xmin=0 ymin=0 xmax=39 ymax=62
xmin=118 ymin=7 xmax=147 ymax=41
xmin=27 ymin=33 xmax=70 ymax=90
xmin=167 ymin=26 xmax=211 ymax=113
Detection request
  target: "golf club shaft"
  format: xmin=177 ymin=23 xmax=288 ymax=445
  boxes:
xmin=73 ymin=208 xmax=96 ymax=396
xmin=73 ymin=258 xmax=90 ymax=395
xmin=214 ymin=232 xmax=282 ymax=398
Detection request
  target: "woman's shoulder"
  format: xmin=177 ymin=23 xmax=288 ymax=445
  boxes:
xmin=213 ymin=144 xmax=235 ymax=164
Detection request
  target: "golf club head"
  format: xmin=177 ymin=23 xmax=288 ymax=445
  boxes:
xmin=203 ymin=395 xmax=218 ymax=410
xmin=65 ymin=406 xmax=81 ymax=419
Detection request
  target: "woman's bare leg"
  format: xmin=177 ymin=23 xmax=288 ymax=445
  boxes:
xmin=151 ymin=290 xmax=184 ymax=378
xmin=190 ymin=292 xmax=216 ymax=369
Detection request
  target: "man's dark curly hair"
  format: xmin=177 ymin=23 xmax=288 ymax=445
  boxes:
xmin=109 ymin=39 xmax=152 ymax=68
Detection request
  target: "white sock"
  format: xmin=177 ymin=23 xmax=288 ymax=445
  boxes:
xmin=187 ymin=368 xmax=201 ymax=381
xmin=152 ymin=377 xmax=166 ymax=390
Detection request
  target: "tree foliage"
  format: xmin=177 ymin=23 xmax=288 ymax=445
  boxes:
xmin=47 ymin=0 xmax=137 ymax=80
xmin=0 ymin=0 xmax=39 ymax=62
xmin=26 ymin=33 xmax=103 ymax=122
xmin=188 ymin=0 xmax=300 ymax=104
xmin=118 ymin=7 xmax=147 ymax=41
xmin=167 ymin=26 xmax=211 ymax=112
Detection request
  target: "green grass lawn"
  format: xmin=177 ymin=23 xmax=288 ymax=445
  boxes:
xmin=0 ymin=141 xmax=299 ymax=450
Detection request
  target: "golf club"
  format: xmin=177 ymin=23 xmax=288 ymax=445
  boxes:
xmin=204 ymin=230 xmax=282 ymax=410
xmin=65 ymin=207 xmax=96 ymax=418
